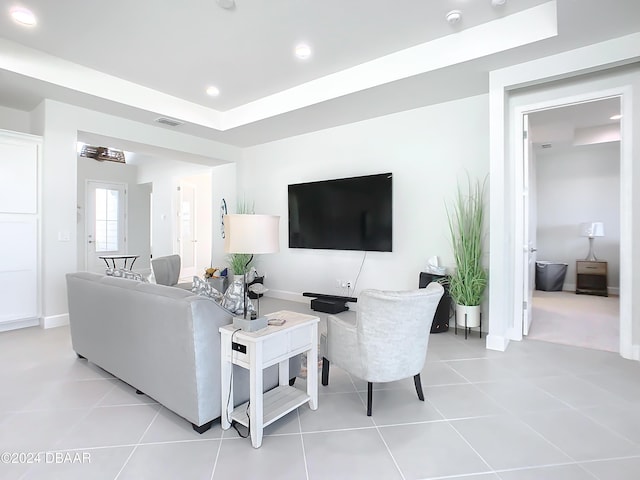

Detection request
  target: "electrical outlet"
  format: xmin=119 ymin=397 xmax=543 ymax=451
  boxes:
xmin=346 ymin=281 xmax=352 ymax=289
xmin=341 ymin=280 xmax=347 ymax=288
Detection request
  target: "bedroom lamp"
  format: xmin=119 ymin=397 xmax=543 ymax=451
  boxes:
xmin=224 ymin=214 xmax=280 ymax=331
xmin=580 ymin=222 xmax=604 ymax=261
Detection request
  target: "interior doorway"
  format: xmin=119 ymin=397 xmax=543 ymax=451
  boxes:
xmin=177 ymin=172 xmax=212 ymax=281
xmin=516 ymin=95 xmax=625 ymax=354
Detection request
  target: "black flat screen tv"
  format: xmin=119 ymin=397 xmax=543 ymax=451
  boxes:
xmin=288 ymin=173 xmax=392 ymax=252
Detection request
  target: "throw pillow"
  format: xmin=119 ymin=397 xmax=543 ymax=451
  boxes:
xmin=192 ymin=276 xmax=223 ymax=303
xmin=105 ymin=268 xmax=148 ymax=282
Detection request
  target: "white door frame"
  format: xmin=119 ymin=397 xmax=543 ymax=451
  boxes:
xmin=511 ymin=90 xmax=630 ymax=358
xmin=487 ymin=33 xmax=639 ymax=357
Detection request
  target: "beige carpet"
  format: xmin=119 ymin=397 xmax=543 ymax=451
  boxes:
xmin=528 ymin=290 xmax=620 ymax=352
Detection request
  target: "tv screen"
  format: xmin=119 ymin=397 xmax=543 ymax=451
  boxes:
xmin=288 ymin=173 xmax=392 ymax=252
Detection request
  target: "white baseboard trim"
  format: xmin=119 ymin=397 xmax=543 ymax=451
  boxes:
xmin=265 ymin=290 xmax=308 ymax=304
xmin=0 ymin=317 xmax=39 ymax=332
xmin=41 ymin=313 xmax=69 ymax=329
xmin=632 ymin=345 xmax=640 ymax=361
xmin=486 ymin=334 xmax=510 ymax=352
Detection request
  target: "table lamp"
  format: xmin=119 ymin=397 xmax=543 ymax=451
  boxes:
xmin=580 ymin=221 xmax=604 ymax=261
xmin=224 ymin=214 xmax=280 ymax=331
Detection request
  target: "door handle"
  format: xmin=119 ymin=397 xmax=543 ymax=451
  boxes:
xmin=530 ymin=247 xmax=537 ymax=253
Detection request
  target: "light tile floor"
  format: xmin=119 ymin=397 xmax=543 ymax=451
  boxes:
xmin=1 ymin=297 xmax=639 ymax=479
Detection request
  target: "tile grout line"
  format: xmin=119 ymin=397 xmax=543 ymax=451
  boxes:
xmin=296 ymin=408 xmax=311 ymax=480
xmin=209 ymin=429 xmax=224 ymax=480
xmin=428 ymin=394 xmax=496 ymax=478
xmin=113 ymin=405 xmax=162 ymax=480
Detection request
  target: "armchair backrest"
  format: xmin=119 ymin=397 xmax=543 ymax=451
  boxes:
xmin=151 ymin=255 xmax=181 ymax=286
xmin=356 ymin=283 xmax=444 ymax=382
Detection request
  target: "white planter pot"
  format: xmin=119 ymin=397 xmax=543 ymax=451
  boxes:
xmin=455 ymin=304 xmax=481 ymax=328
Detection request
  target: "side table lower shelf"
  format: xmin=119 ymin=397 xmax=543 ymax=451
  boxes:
xmin=230 ymin=386 xmax=310 ymax=428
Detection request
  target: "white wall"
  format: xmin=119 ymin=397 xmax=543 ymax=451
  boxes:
xmin=0 ymin=105 xmax=30 ymax=134
xmin=536 ymin=142 xmax=620 ymax=291
xmin=136 ymin=157 xmax=214 ymax=260
xmin=239 ymin=94 xmax=489 ymax=306
xmin=128 ymin=182 xmax=152 ymax=273
xmin=211 ymin=163 xmax=237 ymax=271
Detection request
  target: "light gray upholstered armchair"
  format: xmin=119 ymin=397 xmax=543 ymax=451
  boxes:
xmin=151 ymin=255 xmax=191 ymax=289
xmin=322 ymin=283 xmax=444 ymax=416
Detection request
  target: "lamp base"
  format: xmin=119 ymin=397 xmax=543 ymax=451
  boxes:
xmin=584 ymin=237 xmax=598 ymax=262
xmin=233 ymin=315 xmax=268 ymax=332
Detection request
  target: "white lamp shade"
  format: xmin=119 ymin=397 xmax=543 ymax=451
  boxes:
xmin=580 ymin=222 xmax=604 ymax=238
xmin=224 ymin=214 xmax=280 ymax=254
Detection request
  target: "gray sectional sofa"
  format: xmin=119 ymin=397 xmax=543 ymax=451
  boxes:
xmin=66 ymin=272 xmax=299 ymax=433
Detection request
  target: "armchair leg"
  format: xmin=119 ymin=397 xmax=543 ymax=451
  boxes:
xmin=321 ymin=357 xmax=330 ymax=386
xmin=414 ymin=374 xmax=425 ymax=401
xmin=367 ymin=382 xmax=373 ymax=416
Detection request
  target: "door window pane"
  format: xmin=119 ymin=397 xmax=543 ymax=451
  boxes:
xmin=95 ymin=188 xmax=119 ymax=252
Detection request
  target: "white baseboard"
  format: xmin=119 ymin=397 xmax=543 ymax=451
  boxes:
xmin=265 ymin=290 xmax=307 ymax=303
xmin=486 ymin=334 xmax=510 ymax=352
xmin=41 ymin=313 xmax=69 ymax=329
xmin=0 ymin=317 xmax=39 ymax=332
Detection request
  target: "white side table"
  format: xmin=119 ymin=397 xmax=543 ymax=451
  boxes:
xmin=220 ymin=310 xmax=319 ymax=448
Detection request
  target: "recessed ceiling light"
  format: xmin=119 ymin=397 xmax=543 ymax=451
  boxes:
xmin=446 ymin=10 xmax=462 ymax=25
xmin=491 ymin=0 xmax=507 ymax=7
xmin=10 ymin=6 xmax=37 ymax=26
xmin=206 ymin=86 xmax=220 ymax=97
xmin=610 ymin=114 xmax=622 ymax=120
xmin=294 ymin=44 xmax=312 ymax=60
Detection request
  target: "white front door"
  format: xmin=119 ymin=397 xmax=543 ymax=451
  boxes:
xmin=178 ymin=182 xmax=197 ymax=277
xmin=86 ymin=181 xmax=127 ymax=273
xmin=522 ymin=114 xmax=537 ymax=336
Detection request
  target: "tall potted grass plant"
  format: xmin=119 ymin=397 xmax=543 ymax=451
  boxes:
xmin=447 ymin=177 xmax=487 ymax=328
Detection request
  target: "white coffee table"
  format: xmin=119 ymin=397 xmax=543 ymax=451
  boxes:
xmin=220 ymin=310 xmax=319 ymax=448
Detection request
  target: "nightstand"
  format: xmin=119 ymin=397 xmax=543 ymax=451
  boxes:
xmin=576 ymin=260 xmax=608 ymax=296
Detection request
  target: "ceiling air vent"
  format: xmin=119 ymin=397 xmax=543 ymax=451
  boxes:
xmin=80 ymin=145 xmax=126 ymax=164
xmin=155 ymin=117 xmax=184 ymax=127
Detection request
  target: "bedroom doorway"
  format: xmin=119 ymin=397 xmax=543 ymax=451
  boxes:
xmin=524 ymin=98 xmax=621 ymax=352
xmin=513 ymin=89 xmax=630 ymax=356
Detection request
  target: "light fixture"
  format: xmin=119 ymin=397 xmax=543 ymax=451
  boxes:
xmin=446 ymin=10 xmax=462 ymax=25
xmin=580 ymin=222 xmax=605 ymax=261
xmin=224 ymin=214 xmax=280 ymax=330
xmin=610 ymin=114 xmax=622 ymax=120
xmin=206 ymin=85 xmax=220 ymax=97
xmin=491 ymin=0 xmax=507 ymax=6
xmin=294 ymin=43 xmax=312 ymax=60
xmin=10 ymin=6 xmax=37 ymax=26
